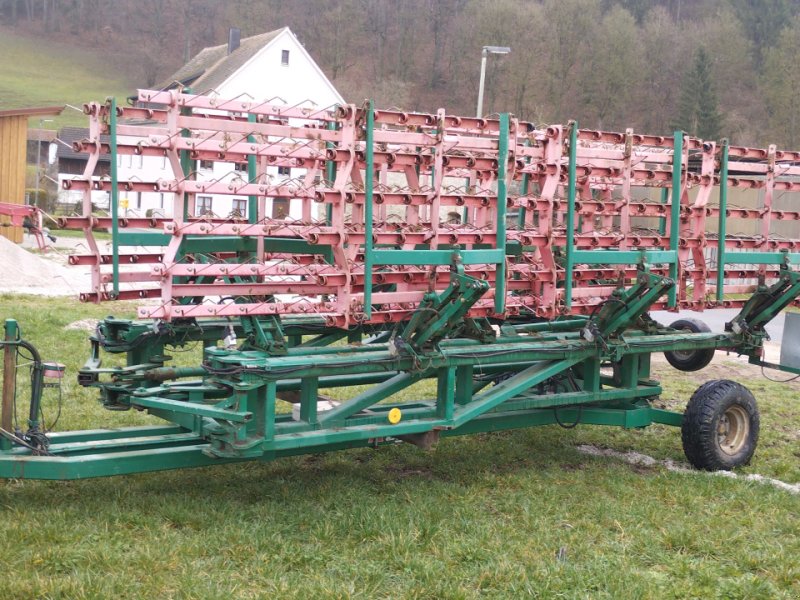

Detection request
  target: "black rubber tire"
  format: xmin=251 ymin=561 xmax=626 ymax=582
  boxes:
xmin=681 ymin=379 xmax=760 ymax=471
xmin=664 ymin=318 xmax=715 ymax=372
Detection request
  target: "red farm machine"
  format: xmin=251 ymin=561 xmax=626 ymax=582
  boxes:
xmin=1 ymin=89 xmax=799 ymax=479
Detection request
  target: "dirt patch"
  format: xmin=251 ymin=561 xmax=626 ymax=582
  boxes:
xmin=383 ymin=464 xmax=437 ymax=480
xmin=64 ymin=319 xmax=99 ymax=332
xmin=576 ymin=444 xmax=799 ymax=494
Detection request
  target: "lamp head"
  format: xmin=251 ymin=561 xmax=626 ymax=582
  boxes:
xmin=482 ymin=45 xmax=511 ymax=55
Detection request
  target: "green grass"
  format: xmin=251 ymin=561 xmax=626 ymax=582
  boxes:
xmin=0 ymin=28 xmax=135 ymax=128
xmin=0 ymin=295 xmax=798 ymax=599
xmin=51 ymin=228 xmax=112 ymax=241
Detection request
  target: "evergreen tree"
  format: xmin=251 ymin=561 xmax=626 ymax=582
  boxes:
xmin=763 ymin=16 xmax=800 ymax=148
xmin=729 ymin=0 xmax=792 ymax=68
xmin=674 ymin=47 xmax=723 ymax=140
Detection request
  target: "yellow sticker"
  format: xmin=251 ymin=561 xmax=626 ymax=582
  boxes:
xmin=388 ymin=407 xmax=402 ymax=424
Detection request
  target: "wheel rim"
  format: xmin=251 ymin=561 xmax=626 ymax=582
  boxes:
xmin=670 ymin=348 xmax=694 ymax=361
xmin=717 ymin=405 xmax=750 ymax=456
xmin=670 ymin=327 xmax=696 ymax=361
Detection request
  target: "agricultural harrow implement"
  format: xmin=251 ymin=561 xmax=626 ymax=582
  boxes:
xmin=2 ymin=89 xmax=799 ymax=479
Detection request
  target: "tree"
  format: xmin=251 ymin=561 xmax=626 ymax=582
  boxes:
xmin=637 ymin=7 xmax=683 ymax=134
xmin=674 ymin=47 xmax=723 ymax=140
xmin=729 ymin=0 xmax=792 ymax=68
xmin=538 ymin=0 xmax=602 ymax=122
xmin=763 ymin=16 xmax=800 ymax=148
xmin=579 ymin=5 xmax=641 ymax=130
xmin=691 ymin=7 xmax=756 ymax=143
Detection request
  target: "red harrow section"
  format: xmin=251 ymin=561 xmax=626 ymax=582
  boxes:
xmin=60 ymin=89 xmax=800 ymax=327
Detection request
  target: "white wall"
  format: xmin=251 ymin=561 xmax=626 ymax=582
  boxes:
xmin=91 ymin=29 xmax=344 ymax=221
xmin=219 ymin=29 xmax=343 ymax=109
xmin=116 ymin=150 xmax=172 ymax=216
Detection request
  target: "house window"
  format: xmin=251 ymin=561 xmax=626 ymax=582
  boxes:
xmin=281 ymin=49 xmax=289 ymax=66
xmin=196 ymin=196 xmax=213 ymax=215
xmin=234 ymin=162 xmax=248 ymax=172
xmin=199 ymin=159 xmax=214 ymax=170
xmin=232 ymin=198 xmax=247 ymax=218
xmin=159 ymin=193 xmax=165 ymax=209
xmin=272 ymin=197 xmax=289 ymax=219
xmin=277 ymin=166 xmax=291 ymax=176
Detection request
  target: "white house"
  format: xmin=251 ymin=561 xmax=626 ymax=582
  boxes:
xmin=117 ymin=27 xmax=345 ymax=220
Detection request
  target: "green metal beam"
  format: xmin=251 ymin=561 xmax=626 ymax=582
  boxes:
xmin=364 ymin=100 xmax=375 ymax=319
xmin=109 ymin=96 xmax=120 ymax=297
xmin=717 ymin=140 xmax=729 ymax=302
xmin=669 ymin=131 xmax=683 ymax=307
xmin=131 ymin=396 xmax=253 ymax=423
xmin=570 ymin=250 xmax=676 ymax=265
xmin=371 ymin=248 xmax=503 ymax=265
xmin=564 ymin=121 xmax=578 ymax=307
xmin=495 ymin=113 xmax=509 ymax=313
xmin=325 ymin=120 xmax=336 ymax=226
xmin=247 ymin=113 xmax=258 ymax=224
xmin=723 ymin=252 xmax=800 ymax=266
xmin=452 ymin=356 xmax=583 ymax=426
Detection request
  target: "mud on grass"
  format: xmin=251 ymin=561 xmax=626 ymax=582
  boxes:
xmin=0 ymin=297 xmax=797 ymax=599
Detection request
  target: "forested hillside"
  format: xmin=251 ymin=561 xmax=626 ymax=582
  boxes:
xmin=2 ymin=0 xmax=799 ymax=146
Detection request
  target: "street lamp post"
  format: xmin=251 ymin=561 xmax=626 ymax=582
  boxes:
xmin=35 ymin=119 xmax=53 ymax=207
xmin=476 ymin=45 xmax=511 ymax=117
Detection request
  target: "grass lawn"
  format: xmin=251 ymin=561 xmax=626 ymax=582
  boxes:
xmin=50 ymin=228 xmax=112 ymax=241
xmin=0 ymin=28 xmax=134 ymax=128
xmin=0 ymin=295 xmax=797 ymax=599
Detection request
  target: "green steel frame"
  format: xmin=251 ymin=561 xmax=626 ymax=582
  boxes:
xmin=1 ymin=256 xmax=796 ymax=480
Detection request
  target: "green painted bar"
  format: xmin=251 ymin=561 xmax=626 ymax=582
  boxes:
xmin=436 ymin=367 xmax=456 ymax=419
xmin=669 ymin=131 xmax=683 ymax=307
xmin=319 ymin=372 xmax=422 ymax=425
xmin=371 ymin=248 xmax=504 ymax=265
xmin=717 ymin=140 xmax=729 ymax=302
xmin=0 ymin=444 xmax=247 ymax=480
xmin=499 ymin=385 xmax=661 ymax=413
xmin=571 ymin=250 xmax=676 ymax=265
xmin=299 ymin=377 xmax=319 ymax=424
xmin=517 ymin=139 xmax=530 ymax=228
xmin=1 ymin=319 xmax=17 ymax=450
xmin=277 ymin=404 xmax=437 ymax=435
xmin=325 ymin=120 xmax=336 ymax=226
xmin=109 ymin=97 xmax=120 ymax=297
xmin=116 ymin=231 xmax=171 ymax=246
xmin=44 ymin=432 xmax=202 ymax=457
xmin=452 ymin=357 xmax=583 ymax=426
xmin=179 ymin=89 xmax=193 ymax=221
xmin=495 ymin=113 xmax=509 ymax=314
xmin=509 ymin=319 xmax=586 ymax=334
xmin=46 ymin=425 xmax=189 ymax=445
xmin=658 ymin=187 xmax=668 ymax=236
xmin=132 ymin=397 xmax=253 ymax=423
xmin=115 ymin=232 xmax=314 ymax=252
xmin=564 ymin=121 xmax=578 ymax=307
xmin=247 ymin=113 xmax=258 ymax=224
xmin=723 ymin=252 xmax=800 ymax=265
xmin=364 ymin=100 xmax=375 ymax=319
xmin=649 ymin=408 xmax=683 ymax=426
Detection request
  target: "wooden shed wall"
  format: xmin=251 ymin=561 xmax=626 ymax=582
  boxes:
xmin=0 ymin=115 xmax=27 ymax=243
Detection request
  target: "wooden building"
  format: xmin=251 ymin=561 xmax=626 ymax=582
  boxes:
xmin=0 ymin=106 xmax=63 ymax=242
